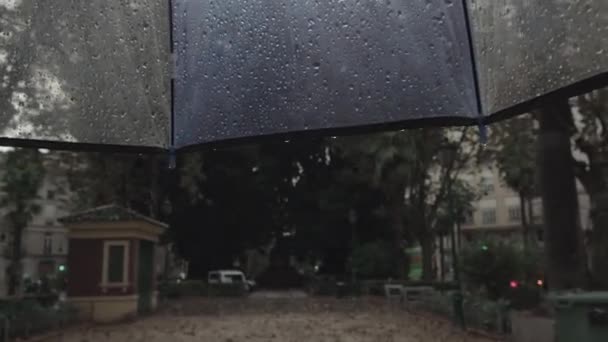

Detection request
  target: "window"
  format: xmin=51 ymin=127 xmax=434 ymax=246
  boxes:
xmin=108 ymin=245 xmax=125 ymax=282
xmin=481 ymin=208 xmax=496 ymax=225
xmin=43 ymin=233 xmax=52 ymax=255
xmin=228 ymin=274 xmax=244 ymax=283
xmin=46 ymin=190 xmax=55 ymax=200
xmin=532 ymin=211 xmax=543 ymax=224
xmin=508 ymin=206 xmax=521 ymax=222
xmin=102 ymin=241 xmax=129 ymax=286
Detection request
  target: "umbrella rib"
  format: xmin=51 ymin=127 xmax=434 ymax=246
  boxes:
xmin=168 ymin=0 xmax=176 ymax=150
xmin=460 ymin=0 xmax=484 ymax=119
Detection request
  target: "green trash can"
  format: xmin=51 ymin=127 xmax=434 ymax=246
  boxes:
xmin=551 ymin=292 xmax=608 ymax=342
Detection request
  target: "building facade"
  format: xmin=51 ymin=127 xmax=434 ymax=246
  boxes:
xmin=434 ymin=164 xmax=591 ymax=280
xmin=460 ymin=165 xmax=591 ymax=246
xmin=0 ymin=153 xmax=73 ymax=296
xmin=0 ymin=152 xmax=187 ymax=297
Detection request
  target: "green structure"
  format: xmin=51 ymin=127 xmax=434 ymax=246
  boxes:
xmin=551 ymin=292 xmax=608 ymax=342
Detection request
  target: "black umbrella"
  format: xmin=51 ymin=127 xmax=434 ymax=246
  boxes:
xmin=1 ymin=0 xmax=606 ymax=152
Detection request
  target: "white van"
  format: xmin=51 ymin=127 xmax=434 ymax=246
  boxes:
xmin=207 ymin=270 xmax=255 ymax=291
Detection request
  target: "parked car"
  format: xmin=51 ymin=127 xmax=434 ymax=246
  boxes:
xmin=208 ymin=270 xmax=256 ymax=291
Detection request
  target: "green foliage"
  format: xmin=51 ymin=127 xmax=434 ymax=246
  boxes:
xmin=1 ymin=148 xmax=46 ymax=295
xmin=575 ymin=89 xmax=608 ymax=172
xmin=461 ymin=241 xmax=527 ymax=299
xmin=489 ymin=115 xmax=537 ymax=250
xmin=490 ymin=114 xmax=537 ymax=198
xmin=435 ymin=179 xmax=477 ymax=235
xmin=64 ymin=152 xmax=168 ymax=219
xmin=168 ymin=129 xmax=481 ymax=279
xmin=0 ymin=299 xmax=78 ymax=338
xmin=348 ymin=241 xmax=399 ymax=279
xmin=333 ymin=128 xmax=479 ymax=279
xmin=1 ymin=149 xmax=45 ymax=225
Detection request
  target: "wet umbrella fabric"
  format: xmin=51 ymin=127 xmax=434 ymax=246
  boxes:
xmin=1 ymin=0 xmax=606 ymax=151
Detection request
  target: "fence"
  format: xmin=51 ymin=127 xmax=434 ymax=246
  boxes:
xmin=307 ymin=277 xmax=510 ymax=336
xmin=410 ymin=290 xmax=510 ymax=335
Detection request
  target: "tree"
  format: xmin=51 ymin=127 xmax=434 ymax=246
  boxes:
xmin=170 ymin=146 xmax=287 ymax=277
xmin=348 ymin=241 xmax=399 ymax=279
xmin=333 ymin=128 xmax=479 ymax=280
xmin=538 ymin=101 xmax=586 ymax=289
xmin=63 ymin=152 xmax=170 ymax=220
xmin=490 ymin=114 xmax=538 ymax=250
xmin=572 ymin=88 xmax=608 ymax=288
xmin=1 ymin=148 xmax=45 ymax=295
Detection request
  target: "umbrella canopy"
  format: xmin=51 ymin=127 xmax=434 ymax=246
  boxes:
xmin=1 ymin=0 xmax=606 ymax=151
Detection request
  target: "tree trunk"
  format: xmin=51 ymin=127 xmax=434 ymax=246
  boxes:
xmin=538 ymin=102 xmax=586 ymax=289
xmin=590 ymin=192 xmax=608 ymax=289
xmin=421 ymin=233 xmax=434 ymax=281
xmin=527 ymin=197 xmax=534 ymax=223
xmin=8 ymin=220 xmax=24 ymax=296
xmin=572 ymin=151 xmax=608 ymax=288
xmin=519 ymin=191 xmax=529 ymax=252
xmin=439 ymin=234 xmax=445 ymax=282
xmin=390 ymin=203 xmax=407 ymax=279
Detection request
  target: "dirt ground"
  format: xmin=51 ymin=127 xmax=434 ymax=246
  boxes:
xmin=46 ymin=297 xmax=496 ymax=342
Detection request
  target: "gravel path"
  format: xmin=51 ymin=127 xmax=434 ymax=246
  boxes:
xmin=45 ymin=297 xmax=497 ymax=342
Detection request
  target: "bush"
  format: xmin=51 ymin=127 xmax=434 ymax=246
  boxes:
xmin=507 ymin=283 xmax=542 ymax=310
xmin=362 ymin=280 xmax=386 ymax=296
xmin=461 ymin=241 xmax=545 ymax=306
xmin=256 ymin=267 xmax=305 ymax=289
xmin=158 ymin=280 xmax=246 ymax=298
xmin=0 ymin=299 xmax=78 ymax=338
xmin=349 ymin=241 xmax=399 ymax=279
xmin=308 ymin=276 xmax=365 ymax=297
xmin=309 ymin=276 xmax=337 ymax=296
xmin=461 ymin=241 xmax=525 ymax=299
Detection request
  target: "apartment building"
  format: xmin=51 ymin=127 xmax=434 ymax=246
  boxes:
xmin=434 ymin=164 xmax=591 ymax=280
xmin=0 ymin=152 xmax=73 ymax=296
xmin=460 ymin=165 xmax=591 ymax=246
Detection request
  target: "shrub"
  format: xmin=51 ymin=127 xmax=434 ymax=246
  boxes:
xmin=0 ymin=299 xmax=78 ymax=338
xmin=507 ymin=283 xmax=543 ymax=310
xmin=460 ymin=241 xmax=525 ymax=300
xmin=349 ymin=241 xmax=399 ymax=279
xmin=158 ymin=280 xmax=247 ymax=298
